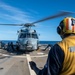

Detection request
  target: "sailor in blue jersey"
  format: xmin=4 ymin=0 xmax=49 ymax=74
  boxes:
xmin=30 ymin=44 xmax=64 ymax=75
xmin=30 ymin=17 xmax=75 ymax=75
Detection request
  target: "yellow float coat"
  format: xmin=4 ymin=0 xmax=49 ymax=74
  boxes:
xmin=58 ymin=36 xmax=75 ymax=75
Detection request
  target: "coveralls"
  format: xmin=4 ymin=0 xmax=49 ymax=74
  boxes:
xmin=38 ymin=35 xmax=75 ymax=75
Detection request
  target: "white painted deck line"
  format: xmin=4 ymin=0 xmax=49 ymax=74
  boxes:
xmin=26 ymin=54 xmax=36 ymax=75
xmin=37 ymin=52 xmax=44 ymax=55
xmin=0 ymin=53 xmax=48 ymax=58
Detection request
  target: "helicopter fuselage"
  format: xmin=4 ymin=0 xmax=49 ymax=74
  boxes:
xmin=17 ymin=28 xmax=39 ymax=50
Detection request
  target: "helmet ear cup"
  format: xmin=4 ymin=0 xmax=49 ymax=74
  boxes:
xmin=57 ymin=26 xmax=62 ymax=35
xmin=57 ymin=20 xmax=64 ymax=35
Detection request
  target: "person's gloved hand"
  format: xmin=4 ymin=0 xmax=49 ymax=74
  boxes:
xmin=29 ymin=61 xmax=40 ymax=74
xmin=29 ymin=61 xmax=36 ymax=70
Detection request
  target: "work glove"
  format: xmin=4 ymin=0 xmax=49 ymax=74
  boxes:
xmin=29 ymin=61 xmax=36 ymax=70
xmin=29 ymin=61 xmax=40 ymax=74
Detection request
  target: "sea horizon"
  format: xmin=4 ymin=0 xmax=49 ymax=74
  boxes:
xmin=0 ymin=40 xmax=60 ymax=45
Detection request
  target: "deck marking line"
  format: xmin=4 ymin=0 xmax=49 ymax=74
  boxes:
xmin=37 ymin=52 xmax=44 ymax=55
xmin=31 ymin=54 xmax=48 ymax=58
xmin=0 ymin=53 xmax=48 ymax=58
xmin=26 ymin=54 xmax=36 ymax=75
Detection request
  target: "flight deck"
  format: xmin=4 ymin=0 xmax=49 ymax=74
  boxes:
xmin=0 ymin=44 xmax=50 ymax=75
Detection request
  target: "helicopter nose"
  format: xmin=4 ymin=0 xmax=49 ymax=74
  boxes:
xmin=25 ymin=40 xmax=31 ymax=45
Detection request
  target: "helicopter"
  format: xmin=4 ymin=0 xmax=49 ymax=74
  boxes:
xmin=0 ymin=11 xmax=74 ymax=51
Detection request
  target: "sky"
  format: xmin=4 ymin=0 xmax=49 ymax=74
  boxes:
xmin=0 ymin=0 xmax=75 ymax=41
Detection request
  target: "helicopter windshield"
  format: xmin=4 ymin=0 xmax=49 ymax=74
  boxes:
xmin=27 ymin=33 xmax=31 ymax=38
xmin=32 ymin=33 xmax=38 ymax=39
xmin=19 ymin=33 xmax=26 ymax=38
xmin=19 ymin=33 xmax=38 ymax=39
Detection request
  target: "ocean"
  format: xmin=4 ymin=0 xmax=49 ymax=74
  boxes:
xmin=1 ymin=40 xmax=59 ymax=45
xmin=39 ymin=41 xmax=59 ymax=45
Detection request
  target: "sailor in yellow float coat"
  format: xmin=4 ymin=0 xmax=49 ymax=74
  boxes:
xmin=30 ymin=17 xmax=75 ymax=75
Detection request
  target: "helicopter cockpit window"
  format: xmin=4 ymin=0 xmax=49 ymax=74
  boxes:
xmin=32 ymin=34 xmax=38 ymax=39
xmin=19 ymin=33 xmax=38 ymax=38
xmin=26 ymin=33 xmax=31 ymax=38
xmin=19 ymin=34 xmax=26 ymax=38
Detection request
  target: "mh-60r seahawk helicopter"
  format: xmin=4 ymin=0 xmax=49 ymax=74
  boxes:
xmin=0 ymin=11 xmax=74 ymax=51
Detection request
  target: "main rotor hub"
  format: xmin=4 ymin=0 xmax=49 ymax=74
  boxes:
xmin=24 ymin=23 xmax=35 ymax=27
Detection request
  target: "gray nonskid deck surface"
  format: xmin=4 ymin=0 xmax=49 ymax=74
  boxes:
xmin=0 ymin=57 xmax=30 ymax=75
xmin=32 ymin=57 xmax=47 ymax=69
xmin=0 ymin=48 xmax=49 ymax=75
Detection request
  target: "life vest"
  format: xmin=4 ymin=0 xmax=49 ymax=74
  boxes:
xmin=58 ymin=36 xmax=75 ymax=75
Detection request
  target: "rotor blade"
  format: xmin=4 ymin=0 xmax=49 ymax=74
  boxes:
xmin=31 ymin=11 xmax=74 ymax=24
xmin=0 ymin=24 xmax=24 ymax=26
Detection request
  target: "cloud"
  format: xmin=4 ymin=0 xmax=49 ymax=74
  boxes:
xmin=0 ymin=1 xmax=40 ymax=40
xmin=0 ymin=2 xmax=36 ymax=23
xmin=0 ymin=30 xmax=18 ymax=40
xmin=27 ymin=9 xmax=39 ymax=15
xmin=0 ymin=30 xmax=16 ymax=34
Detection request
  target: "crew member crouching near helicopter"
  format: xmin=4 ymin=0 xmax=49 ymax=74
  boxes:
xmin=16 ymin=42 xmax=20 ymax=51
xmin=30 ymin=17 xmax=75 ymax=75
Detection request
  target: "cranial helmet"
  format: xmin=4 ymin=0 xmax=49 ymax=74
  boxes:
xmin=57 ymin=17 xmax=75 ymax=35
